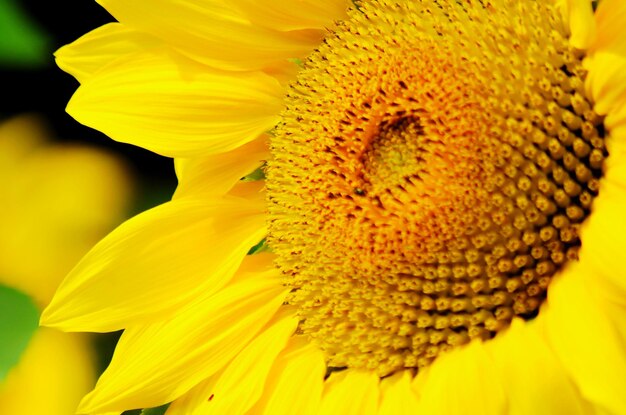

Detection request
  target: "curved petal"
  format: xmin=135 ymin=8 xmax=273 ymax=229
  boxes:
xmin=578 ymin=131 xmax=626 ymax=302
xmin=162 ymin=371 xmax=222 ymax=415
xmin=230 ymin=0 xmax=348 ymax=31
xmin=558 ymin=0 xmax=596 ymax=50
xmin=55 ymin=23 xmax=159 ymax=83
xmin=414 ymin=341 xmax=507 ymax=415
xmin=174 ymin=135 xmax=269 ymax=199
xmin=247 ymin=336 xmax=326 ymax=415
xmin=585 ymin=52 xmax=626 ymax=116
xmin=67 ymin=48 xmax=283 ymax=157
xmin=41 ymin=194 xmax=267 ymax=332
xmin=319 ymin=370 xmax=380 ymax=415
xmin=486 ymin=318 xmax=592 ymax=415
xmin=590 ymin=0 xmax=626 ymax=57
xmin=377 ymin=371 xmax=419 ymax=415
xmin=543 ymin=265 xmax=626 ymax=415
xmin=578 ymin=182 xmax=626 ymax=302
xmin=77 ymin=264 xmax=288 ymax=413
xmin=167 ymin=307 xmax=297 ymax=415
xmin=97 ymin=0 xmax=325 ymax=71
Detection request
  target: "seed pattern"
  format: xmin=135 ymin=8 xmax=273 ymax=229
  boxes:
xmin=267 ymin=0 xmax=606 ymax=376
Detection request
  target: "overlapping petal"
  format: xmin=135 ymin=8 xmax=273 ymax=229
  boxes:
xmin=543 ymin=265 xmax=626 ymax=415
xmin=77 ymin=258 xmax=289 ymax=413
xmin=413 ymin=341 xmax=506 ymax=415
xmin=66 ymin=48 xmax=283 ymax=157
xmin=97 ymin=0 xmax=325 ymax=71
xmin=42 ymin=194 xmax=266 ymax=332
xmin=486 ymin=318 xmax=591 ymax=415
xmin=319 ymin=370 xmax=380 ymax=415
xmin=174 ymin=135 xmax=269 ymax=199
xmin=247 ymin=336 xmax=326 ymax=415
xmin=230 ymin=0 xmax=348 ymax=31
xmin=559 ymin=0 xmax=596 ymax=50
xmin=591 ymin=0 xmax=626 ymax=57
xmin=377 ymin=371 xmax=420 ymax=415
xmin=167 ymin=307 xmax=298 ymax=415
xmin=578 ymin=177 xmax=626 ymax=302
xmin=577 ymin=126 xmax=626 ymax=304
xmin=584 ymin=0 xmax=626 ymax=124
xmin=585 ymin=52 xmax=626 ymax=117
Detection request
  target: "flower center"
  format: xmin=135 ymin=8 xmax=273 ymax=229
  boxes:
xmin=267 ymin=0 xmax=606 ymax=376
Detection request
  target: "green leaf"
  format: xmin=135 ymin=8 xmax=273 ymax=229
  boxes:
xmin=248 ymin=238 xmax=271 ymax=255
xmin=288 ymin=57 xmax=304 ymax=67
xmin=0 ymin=284 xmax=39 ymax=382
xmin=0 ymin=0 xmax=50 ymax=67
xmin=140 ymin=404 xmax=170 ymax=415
xmin=241 ymin=165 xmax=266 ymax=182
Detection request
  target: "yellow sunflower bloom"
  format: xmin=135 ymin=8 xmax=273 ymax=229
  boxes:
xmin=0 ymin=115 xmax=132 ymax=414
xmin=42 ymin=0 xmax=626 ymax=414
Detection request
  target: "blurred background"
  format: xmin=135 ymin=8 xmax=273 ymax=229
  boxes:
xmin=1 ymin=1 xmax=176 ymax=413
xmin=1 ymin=0 xmax=177 ymax=203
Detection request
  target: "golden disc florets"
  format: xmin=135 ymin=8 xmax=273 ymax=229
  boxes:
xmin=267 ymin=0 xmax=606 ymax=376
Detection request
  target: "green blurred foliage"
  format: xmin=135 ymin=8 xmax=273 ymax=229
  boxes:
xmin=0 ymin=0 xmax=50 ymax=67
xmin=0 ymin=284 xmax=39 ymax=382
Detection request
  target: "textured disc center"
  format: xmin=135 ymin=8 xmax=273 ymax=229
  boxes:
xmin=267 ymin=0 xmax=606 ymax=376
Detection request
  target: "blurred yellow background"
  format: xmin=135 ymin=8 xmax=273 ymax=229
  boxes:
xmin=0 ymin=114 xmax=133 ymax=414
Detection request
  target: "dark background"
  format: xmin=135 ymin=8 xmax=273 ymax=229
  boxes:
xmin=0 ymin=4 xmax=177 ymax=402
xmin=1 ymin=1 xmax=177 ymax=207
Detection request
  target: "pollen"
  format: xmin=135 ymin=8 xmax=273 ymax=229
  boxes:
xmin=267 ymin=0 xmax=606 ymax=376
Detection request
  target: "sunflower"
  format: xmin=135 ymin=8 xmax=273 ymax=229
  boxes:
xmin=42 ymin=0 xmax=626 ymax=414
xmin=0 ymin=115 xmax=131 ymax=414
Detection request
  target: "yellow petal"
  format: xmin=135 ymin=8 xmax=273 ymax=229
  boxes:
xmin=558 ymin=0 xmax=596 ymax=50
xmin=486 ymin=318 xmax=592 ymax=415
xmin=230 ymin=0 xmax=348 ymax=31
xmin=590 ymin=0 xmax=626 ymax=57
xmin=55 ymin=23 xmax=159 ymax=83
xmin=585 ymin=52 xmax=626 ymax=116
xmin=591 ymin=289 xmax=626 ymax=376
xmin=227 ymin=178 xmax=266 ymax=200
xmin=263 ymin=61 xmax=300 ymax=87
xmin=167 ymin=307 xmax=297 ymax=415
xmin=174 ymin=135 xmax=269 ymax=199
xmin=377 ymin=371 xmax=419 ymax=415
xmin=163 ymin=370 xmax=222 ymax=415
xmin=578 ymin=134 xmax=626 ymax=301
xmin=67 ymin=48 xmax=283 ymax=157
xmin=0 ymin=328 xmax=96 ymax=415
xmin=247 ymin=336 xmax=326 ymax=415
xmin=543 ymin=264 xmax=626 ymax=415
xmin=414 ymin=341 xmax=506 ymax=415
xmin=41 ymin=196 xmax=267 ymax=332
xmin=319 ymin=370 xmax=380 ymax=415
xmin=605 ymin=100 xmax=626 ymax=139
xmin=97 ymin=0 xmax=325 ymax=71
xmin=77 ymin=266 xmax=289 ymax=413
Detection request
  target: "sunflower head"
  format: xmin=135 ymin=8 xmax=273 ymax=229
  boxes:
xmin=268 ymin=0 xmax=606 ymax=375
xmin=40 ymin=0 xmax=626 ymax=413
